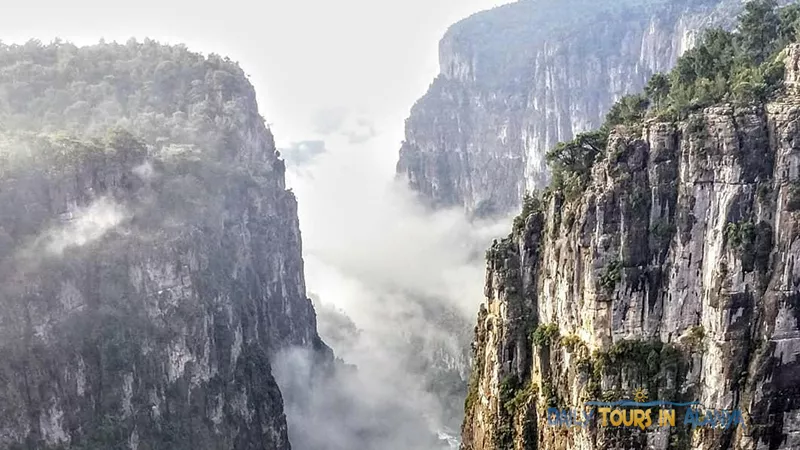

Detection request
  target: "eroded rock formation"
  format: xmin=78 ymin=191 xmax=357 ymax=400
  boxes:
xmin=461 ymin=44 xmax=800 ymax=450
xmin=0 ymin=41 xmax=330 ymax=449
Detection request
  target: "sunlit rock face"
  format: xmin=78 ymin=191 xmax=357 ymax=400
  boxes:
xmin=397 ymin=0 xmax=778 ymax=217
xmin=461 ymin=46 xmax=800 ymax=450
xmin=0 ymin=41 xmax=330 ymax=450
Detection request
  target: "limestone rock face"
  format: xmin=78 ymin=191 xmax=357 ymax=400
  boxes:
xmin=397 ymin=0 xmax=783 ymax=217
xmin=0 ymin=42 xmax=330 ymax=450
xmin=461 ymin=47 xmax=800 ymax=450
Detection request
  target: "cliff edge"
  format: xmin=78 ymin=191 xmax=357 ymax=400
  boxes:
xmin=397 ymin=0 xmax=784 ymax=217
xmin=0 ymin=40 xmax=330 ymax=449
xmin=462 ymin=8 xmax=800 ymax=449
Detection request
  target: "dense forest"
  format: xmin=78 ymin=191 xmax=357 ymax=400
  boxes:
xmin=0 ymin=38 xmax=267 ymax=154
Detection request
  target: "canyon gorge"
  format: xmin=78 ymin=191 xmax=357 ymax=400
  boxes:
xmin=1 ymin=1 xmax=799 ymax=450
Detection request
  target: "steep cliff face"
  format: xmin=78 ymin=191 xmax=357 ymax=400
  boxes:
xmin=0 ymin=41 xmax=329 ymax=449
xmin=462 ymin=43 xmax=800 ymax=450
xmin=397 ymin=0 xmax=775 ymax=216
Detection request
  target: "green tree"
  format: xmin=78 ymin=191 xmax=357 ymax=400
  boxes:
xmin=700 ymin=29 xmax=737 ymax=75
xmin=778 ymin=3 xmax=800 ymax=46
xmin=738 ymin=0 xmax=780 ymax=65
xmin=605 ymin=94 xmax=649 ymax=127
xmin=731 ymin=66 xmax=767 ymax=103
xmin=545 ymin=128 xmax=609 ymax=199
xmin=546 ymin=129 xmax=606 ymax=174
xmin=645 ymin=73 xmax=671 ymax=108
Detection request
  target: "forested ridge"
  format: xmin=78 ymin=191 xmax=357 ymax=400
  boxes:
xmin=0 ymin=38 xmax=266 ymax=152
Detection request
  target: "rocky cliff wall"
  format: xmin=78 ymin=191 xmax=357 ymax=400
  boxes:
xmin=397 ymin=0 xmax=780 ymax=216
xmin=0 ymin=41 xmax=329 ymax=450
xmin=461 ymin=44 xmax=800 ymax=450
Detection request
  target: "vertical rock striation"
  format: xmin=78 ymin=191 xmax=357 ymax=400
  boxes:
xmin=397 ymin=0 xmax=786 ymax=216
xmin=0 ymin=41 xmax=330 ymax=449
xmin=461 ymin=45 xmax=800 ymax=450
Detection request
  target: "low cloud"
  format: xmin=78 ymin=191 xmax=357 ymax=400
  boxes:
xmin=342 ymin=118 xmax=376 ymax=144
xmin=284 ymin=133 xmax=511 ymax=447
xmin=280 ymin=140 xmax=328 ymax=169
xmin=288 ymin=139 xmax=508 ymax=319
xmin=42 ymin=197 xmax=127 ymax=255
xmin=274 ymin=346 xmax=450 ymax=450
xmin=310 ymin=108 xmax=378 ymax=144
xmin=311 ymin=107 xmax=349 ymax=136
xmin=132 ymin=161 xmax=156 ymax=181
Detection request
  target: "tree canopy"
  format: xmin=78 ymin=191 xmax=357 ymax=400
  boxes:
xmin=0 ymin=38 xmax=264 ymax=157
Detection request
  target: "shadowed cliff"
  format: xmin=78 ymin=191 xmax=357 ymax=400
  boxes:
xmin=0 ymin=39 xmax=330 ymax=449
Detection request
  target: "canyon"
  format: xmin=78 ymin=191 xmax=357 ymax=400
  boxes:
xmin=1 ymin=1 xmax=799 ymax=450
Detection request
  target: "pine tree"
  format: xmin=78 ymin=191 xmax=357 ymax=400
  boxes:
xmin=778 ymin=3 xmax=800 ymax=46
xmin=738 ymin=0 xmax=781 ymax=65
xmin=645 ymin=73 xmax=671 ymax=109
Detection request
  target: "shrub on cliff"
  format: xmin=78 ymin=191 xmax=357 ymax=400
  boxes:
xmin=531 ymin=323 xmax=559 ymax=347
xmin=599 ymin=260 xmax=622 ymax=292
xmin=606 ymin=94 xmax=649 ymax=127
xmin=546 ymin=128 xmax=609 ymax=200
xmin=512 ymin=192 xmax=543 ymax=236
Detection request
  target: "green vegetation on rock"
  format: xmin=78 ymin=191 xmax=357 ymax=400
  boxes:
xmin=725 ymin=220 xmax=774 ymax=272
xmin=599 ymin=260 xmax=622 ymax=292
xmin=505 ymin=381 xmax=537 ymax=415
xmin=542 ymin=1 xmax=800 ymax=202
xmin=684 ymin=325 xmax=706 ymax=350
xmin=651 ymin=219 xmax=677 ymax=242
xmin=496 ymin=374 xmax=524 ymax=448
xmin=648 ymin=0 xmax=796 ymax=118
xmin=560 ymin=334 xmax=587 ymax=354
xmin=0 ymin=38 xmax=262 ymax=156
xmin=545 ymin=129 xmax=608 ymax=200
xmin=590 ymin=339 xmax=685 ymax=399
xmin=512 ymin=193 xmax=543 ymax=236
xmin=540 ymin=379 xmax=557 ymax=408
xmin=531 ymin=323 xmax=560 ymax=347
xmin=725 ymin=220 xmax=757 ymax=249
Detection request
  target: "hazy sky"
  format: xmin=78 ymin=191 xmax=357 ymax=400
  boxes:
xmin=1 ymin=0 xmax=512 ymax=146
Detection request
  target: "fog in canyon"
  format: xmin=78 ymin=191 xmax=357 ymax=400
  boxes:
xmin=1 ymin=0 xmax=513 ymax=449
xmin=279 ymin=125 xmax=510 ymax=448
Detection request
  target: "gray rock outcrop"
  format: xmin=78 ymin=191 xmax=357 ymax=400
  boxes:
xmin=461 ymin=45 xmax=800 ymax=450
xmin=397 ymin=0 xmax=780 ymax=217
xmin=0 ymin=40 xmax=330 ymax=450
